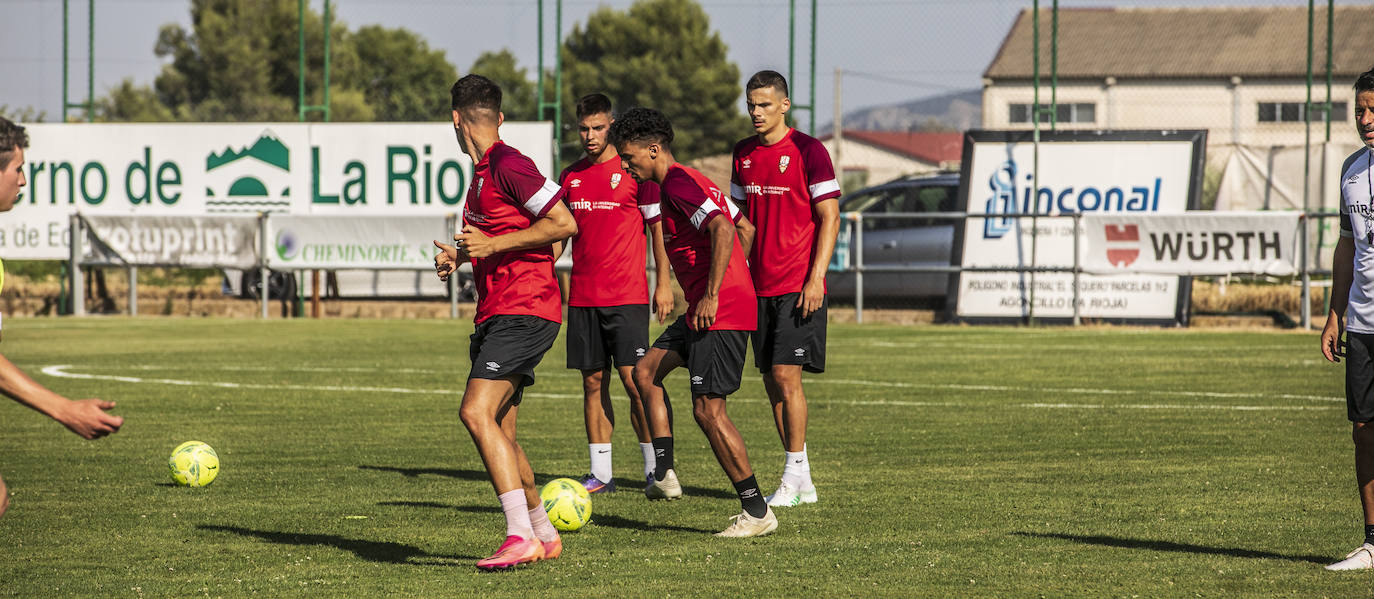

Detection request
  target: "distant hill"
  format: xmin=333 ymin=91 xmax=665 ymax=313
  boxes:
xmin=819 ymin=89 xmax=982 ymax=135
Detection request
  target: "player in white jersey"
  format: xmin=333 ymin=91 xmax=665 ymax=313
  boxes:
xmin=1320 ymin=67 xmax=1374 ymax=570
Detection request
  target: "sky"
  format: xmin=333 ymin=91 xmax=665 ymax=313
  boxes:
xmin=1 ymin=0 xmax=1312 ymax=133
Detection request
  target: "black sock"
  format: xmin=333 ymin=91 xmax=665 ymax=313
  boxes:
xmin=733 ymin=475 xmax=768 ymax=518
xmin=652 ymin=436 xmax=674 ymax=481
xmin=1364 ymin=524 xmax=1374 ymax=546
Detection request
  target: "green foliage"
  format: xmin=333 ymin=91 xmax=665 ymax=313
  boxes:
xmin=348 ymin=26 xmax=457 ymax=122
xmin=466 ymin=50 xmax=538 ymax=122
xmin=0 ymin=106 xmax=49 ymax=123
xmin=560 ymin=0 xmax=750 ymax=163
xmin=97 ymin=0 xmax=454 ymax=123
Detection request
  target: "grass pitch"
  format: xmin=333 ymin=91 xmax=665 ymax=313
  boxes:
xmin=0 ymin=317 xmax=1364 ymax=597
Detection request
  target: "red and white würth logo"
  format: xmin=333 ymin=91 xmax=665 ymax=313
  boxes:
xmin=1104 ymin=224 xmax=1140 ymax=267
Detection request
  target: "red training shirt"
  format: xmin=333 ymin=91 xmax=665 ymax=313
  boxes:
xmin=730 ymin=128 xmax=841 ymax=297
xmin=558 ymin=157 xmax=661 ymax=307
xmin=658 ymin=164 xmax=757 ymax=331
xmin=463 ymin=141 xmax=564 ymax=324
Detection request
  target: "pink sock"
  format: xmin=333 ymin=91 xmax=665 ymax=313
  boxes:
xmin=499 ymin=489 xmax=534 ymax=540
xmin=528 ymin=506 xmax=561 ymax=543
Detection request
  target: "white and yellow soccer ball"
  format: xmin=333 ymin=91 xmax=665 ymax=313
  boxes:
xmin=168 ymin=441 xmax=219 ymax=487
xmin=540 ymin=477 xmax=591 ymax=531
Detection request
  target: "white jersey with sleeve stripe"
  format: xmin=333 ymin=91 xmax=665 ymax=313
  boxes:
xmin=1340 ymin=147 xmax=1374 ymax=334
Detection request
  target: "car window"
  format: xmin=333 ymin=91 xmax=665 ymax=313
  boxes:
xmin=843 ymin=182 xmax=959 ymax=231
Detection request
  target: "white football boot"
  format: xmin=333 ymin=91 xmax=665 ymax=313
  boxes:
xmin=1326 ymin=543 xmax=1374 ymax=570
xmin=715 ymin=507 xmax=779 ymax=537
xmin=766 ymin=480 xmax=818 ymax=507
xmin=645 ymin=468 xmax=682 ymax=500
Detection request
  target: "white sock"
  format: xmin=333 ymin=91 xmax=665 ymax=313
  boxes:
xmin=528 ymin=505 xmax=560 ymax=543
xmin=589 ymin=443 xmax=613 ymax=484
xmin=499 ymin=489 xmax=534 ymax=540
xmin=639 ymin=442 xmax=656 ymax=479
xmin=782 ymin=446 xmax=809 ymax=489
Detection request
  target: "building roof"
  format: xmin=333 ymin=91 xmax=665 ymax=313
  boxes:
xmin=822 ymin=130 xmax=964 ymax=165
xmin=984 ymin=6 xmax=1374 ymax=80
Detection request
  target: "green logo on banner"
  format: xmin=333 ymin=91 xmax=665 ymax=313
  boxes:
xmin=206 ymin=131 xmax=291 ymax=213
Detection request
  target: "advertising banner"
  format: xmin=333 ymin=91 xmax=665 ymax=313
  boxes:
xmin=6 ymin=122 xmax=552 ymax=260
xmin=82 ymin=214 xmax=259 ymax=268
xmin=1079 ymin=212 xmax=1301 ymax=276
xmin=265 ymin=215 xmax=450 ymax=270
xmin=954 ymin=130 xmax=1206 ymax=323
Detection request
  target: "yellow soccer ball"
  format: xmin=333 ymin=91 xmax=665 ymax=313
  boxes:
xmin=168 ymin=441 xmax=219 ymax=487
xmin=540 ymin=477 xmax=591 ymax=531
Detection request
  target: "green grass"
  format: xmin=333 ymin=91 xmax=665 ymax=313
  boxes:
xmin=0 ymin=318 xmax=1364 ymax=597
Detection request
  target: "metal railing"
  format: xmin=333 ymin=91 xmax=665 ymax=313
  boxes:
xmin=832 ymin=210 xmax=1332 ymax=327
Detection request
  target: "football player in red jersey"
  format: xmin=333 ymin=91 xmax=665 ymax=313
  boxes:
xmin=612 ymin=107 xmax=777 ymax=537
xmin=557 ymin=93 xmax=674 ymax=494
xmin=731 ymin=70 xmax=842 ymax=507
xmin=432 ymin=75 xmax=578 ymax=569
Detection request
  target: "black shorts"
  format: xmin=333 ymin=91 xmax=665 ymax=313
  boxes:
xmin=566 ymin=304 xmax=650 ymax=371
xmin=469 ymin=315 xmax=561 ymax=405
xmin=753 ymin=293 xmax=827 ymax=373
xmin=1348 ymin=332 xmax=1374 ymax=423
xmin=652 ymin=315 xmax=750 ymax=398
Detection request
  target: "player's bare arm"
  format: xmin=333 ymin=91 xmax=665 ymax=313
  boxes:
xmin=734 ymin=214 xmax=756 ymax=259
xmin=1325 ymin=235 xmax=1356 ymax=362
xmin=799 ymin=197 xmax=841 ymax=316
xmin=456 ymin=201 xmax=578 ymax=258
xmin=0 ymin=355 xmax=122 ymax=440
xmin=695 ymin=214 xmax=737 ymax=330
xmin=649 ymin=221 xmax=674 ymax=323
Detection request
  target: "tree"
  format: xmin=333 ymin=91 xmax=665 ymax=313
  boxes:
xmin=97 ymin=0 xmax=454 ymax=123
xmin=349 ymin=25 xmax=457 ymax=121
xmin=559 ymin=0 xmax=749 ymax=163
xmin=466 ymin=50 xmax=538 ymax=122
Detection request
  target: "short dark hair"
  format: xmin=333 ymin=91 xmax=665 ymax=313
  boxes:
xmin=1356 ymin=67 xmax=1374 ymax=94
xmin=0 ymin=117 xmax=29 ymax=170
xmin=575 ymin=93 xmax=613 ymax=120
xmin=608 ymin=107 xmax=674 ymax=149
xmin=450 ymin=74 xmax=502 ymax=114
xmin=746 ymin=70 xmax=790 ymax=98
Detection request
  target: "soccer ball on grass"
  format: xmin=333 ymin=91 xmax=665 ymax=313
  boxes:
xmin=168 ymin=441 xmax=219 ymax=487
xmin=540 ymin=477 xmax=591 ymax=531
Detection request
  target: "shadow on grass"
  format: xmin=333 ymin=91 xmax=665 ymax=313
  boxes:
xmin=376 ymin=500 xmax=714 ymax=534
xmin=361 ymin=465 xmax=734 ymax=500
xmin=358 ymin=465 xmax=489 ymax=482
xmin=198 ymin=525 xmax=477 ymax=565
xmin=587 ymin=512 xmax=715 ymax=535
xmin=1013 ymin=531 xmax=1330 ymax=564
xmin=377 ymin=500 xmax=500 ymax=515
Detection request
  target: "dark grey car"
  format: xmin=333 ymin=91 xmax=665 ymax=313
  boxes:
xmin=828 ymin=173 xmax=959 ymax=301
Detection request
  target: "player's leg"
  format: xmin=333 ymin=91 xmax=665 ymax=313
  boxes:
xmin=688 ymin=329 xmax=775 ymax=537
xmin=581 ymin=367 xmax=616 ymax=492
xmin=634 ymin=345 xmax=684 ymax=499
xmin=467 ymin=315 xmax=561 ymax=570
xmin=1330 ymin=332 xmax=1374 ymax=570
xmin=606 ymin=304 xmax=655 ymax=482
xmin=618 ymin=363 xmax=655 ymax=480
xmin=461 ymin=376 xmax=545 ymax=569
xmin=567 ymin=307 xmax=615 ymax=492
xmin=499 ymin=401 xmax=562 ymax=560
xmin=0 ymin=472 xmax=8 ymax=518
xmin=759 ymin=293 xmax=825 ymax=506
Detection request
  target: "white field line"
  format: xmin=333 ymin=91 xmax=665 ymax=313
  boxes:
xmin=816 ymin=377 xmax=1342 ymax=403
xmin=848 ymin=340 xmax=1304 ymax=352
xmin=39 ymin=365 xmax=1340 ymax=411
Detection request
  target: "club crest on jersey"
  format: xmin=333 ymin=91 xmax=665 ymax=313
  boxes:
xmin=610 ymin=173 xmax=622 ymax=189
xmin=779 ymin=155 xmax=790 ymax=174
